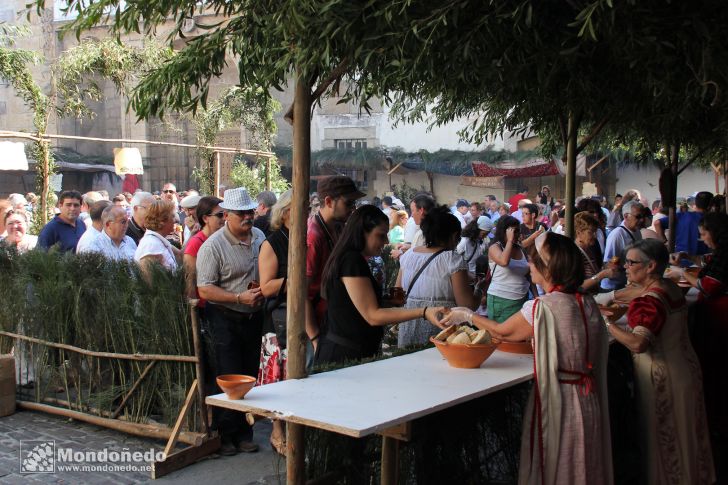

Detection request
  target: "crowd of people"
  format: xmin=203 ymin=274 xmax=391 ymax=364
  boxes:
xmin=0 ymin=178 xmax=724 ymax=482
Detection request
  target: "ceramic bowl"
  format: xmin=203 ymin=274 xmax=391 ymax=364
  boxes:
xmin=217 ymin=374 xmax=256 ymax=400
xmin=497 ymin=340 xmax=534 ymax=354
xmin=430 ymin=337 xmax=500 ymax=369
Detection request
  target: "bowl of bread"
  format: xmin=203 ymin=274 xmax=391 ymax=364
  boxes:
xmin=430 ymin=325 xmax=500 ymax=369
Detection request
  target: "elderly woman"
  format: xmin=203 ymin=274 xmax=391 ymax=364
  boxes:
xmin=134 ymin=200 xmax=181 ymax=271
xmin=396 ymin=206 xmax=479 ymax=347
xmin=575 ymin=212 xmax=617 ymax=293
xmin=315 ymin=205 xmax=444 ymax=364
xmin=675 ymin=211 xmax=728 ymax=438
xmin=443 ymin=232 xmax=612 ymax=485
xmin=1 ymin=209 xmax=37 ymax=253
xmin=605 ymin=239 xmax=714 ymax=484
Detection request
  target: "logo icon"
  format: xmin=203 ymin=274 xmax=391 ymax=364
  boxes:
xmin=20 ymin=440 xmax=55 ymax=473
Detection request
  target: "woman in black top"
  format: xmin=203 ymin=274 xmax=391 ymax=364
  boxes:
xmin=315 ymin=205 xmax=444 ymax=365
xmin=257 ymin=189 xmax=291 ymax=455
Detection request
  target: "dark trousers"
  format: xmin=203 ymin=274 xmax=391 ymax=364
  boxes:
xmin=203 ymin=304 xmax=263 ymax=442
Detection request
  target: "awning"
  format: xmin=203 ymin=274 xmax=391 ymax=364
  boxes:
xmin=471 ymin=155 xmax=586 ymax=178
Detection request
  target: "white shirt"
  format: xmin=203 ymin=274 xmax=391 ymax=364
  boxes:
xmin=75 ymin=226 xmax=100 ymax=253
xmin=601 ymin=222 xmax=641 ymax=290
xmin=135 ymin=230 xmax=177 ymax=270
xmin=403 ymin=217 xmax=419 ymax=244
xmin=452 ymin=209 xmax=468 ymax=229
xmin=83 ymin=230 xmax=137 ymax=261
xmin=456 ymin=237 xmax=485 ymax=274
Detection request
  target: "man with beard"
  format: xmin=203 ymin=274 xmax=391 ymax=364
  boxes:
xmin=305 ymin=176 xmax=365 ymax=362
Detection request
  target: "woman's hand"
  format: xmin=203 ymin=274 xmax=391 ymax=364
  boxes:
xmin=600 ymin=265 xmax=619 ymax=280
xmin=505 ymin=227 xmax=516 ymax=244
xmin=438 ymin=306 xmax=474 ymax=327
xmin=424 ymin=307 xmax=447 ymax=329
xmin=669 ymin=251 xmax=688 ymax=266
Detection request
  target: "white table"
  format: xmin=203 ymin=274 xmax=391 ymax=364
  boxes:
xmin=206 ymin=347 xmax=533 ymax=439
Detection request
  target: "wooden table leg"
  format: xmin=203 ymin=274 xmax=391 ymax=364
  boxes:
xmin=381 ymin=435 xmax=399 ymax=485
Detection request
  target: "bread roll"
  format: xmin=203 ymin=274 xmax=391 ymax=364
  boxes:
xmin=451 ymin=332 xmax=472 ymax=345
xmin=459 ymin=325 xmax=475 ymax=336
xmin=435 ymin=326 xmax=458 ymax=342
xmin=470 ymin=329 xmax=492 ymax=345
xmin=446 ymin=330 xmax=464 ymax=343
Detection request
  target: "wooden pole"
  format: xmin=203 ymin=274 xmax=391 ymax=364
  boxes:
xmin=381 ymin=436 xmax=399 ymax=485
xmin=0 ymin=331 xmax=198 ymax=363
xmin=564 ymin=112 xmax=578 ymax=238
xmin=40 ymin=141 xmax=50 ymax=225
xmin=18 ymin=401 xmax=204 ymax=446
xmin=189 ymin=303 xmax=209 ymax=434
xmin=667 ymin=143 xmax=680 ymax=253
xmin=163 ymin=380 xmax=199 ymax=458
xmin=214 ymin=151 xmax=221 ymax=198
xmin=265 ymin=157 xmax=272 ymax=191
xmin=286 ymin=69 xmax=312 ymax=485
xmin=110 ymin=360 xmax=156 ymax=419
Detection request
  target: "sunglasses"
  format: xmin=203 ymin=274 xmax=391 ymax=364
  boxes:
xmin=163 ymin=189 xmax=176 ymax=194
xmin=625 ymin=258 xmax=647 ymax=267
xmin=209 ymin=211 xmax=224 ymax=218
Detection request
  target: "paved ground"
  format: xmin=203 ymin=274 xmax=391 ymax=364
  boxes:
xmin=0 ymin=411 xmax=286 ymax=484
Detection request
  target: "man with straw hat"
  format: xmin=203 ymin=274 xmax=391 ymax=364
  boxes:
xmin=196 ymin=186 xmax=266 ymax=455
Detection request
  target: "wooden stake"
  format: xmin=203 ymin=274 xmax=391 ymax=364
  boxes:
xmin=111 ymin=360 xmax=157 ymax=419
xmin=18 ymin=401 xmax=204 ymax=445
xmin=667 ymin=143 xmax=680 ymax=253
xmin=287 ymin=69 xmax=312 ymax=485
xmin=189 ymin=304 xmax=209 ymax=434
xmin=564 ymin=112 xmax=578 ymax=238
xmin=163 ymin=380 xmax=198 ymax=458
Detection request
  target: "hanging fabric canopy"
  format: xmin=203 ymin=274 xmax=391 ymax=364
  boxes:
xmin=472 ymin=158 xmax=560 ymax=178
xmin=472 ymin=155 xmax=586 ymax=178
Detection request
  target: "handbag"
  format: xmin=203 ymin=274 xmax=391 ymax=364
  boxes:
xmin=264 ymin=276 xmax=288 ymax=350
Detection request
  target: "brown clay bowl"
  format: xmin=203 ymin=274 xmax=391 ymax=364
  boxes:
xmin=217 ymin=374 xmax=256 ymax=400
xmin=497 ymin=340 xmax=534 ymax=354
xmin=430 ymin=337 xmax=500 ymax=369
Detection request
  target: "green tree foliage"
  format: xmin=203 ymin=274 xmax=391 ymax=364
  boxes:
xmin=228 ymin=155 xmax=290 ymax=198
xmin=191 ymin=86 xmax=281 ymax=194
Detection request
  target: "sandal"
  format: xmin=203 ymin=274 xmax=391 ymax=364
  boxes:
xmin=270 ymin=435 xmax=287 ymax=456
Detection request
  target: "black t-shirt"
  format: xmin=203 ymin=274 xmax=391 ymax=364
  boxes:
xmin=520 ymin=222 xmax=546 ymax=241
xmin=321 ymin=250 xmax=384 ymax=362
xmin=254 ymin=213 xmax=272 ymax=236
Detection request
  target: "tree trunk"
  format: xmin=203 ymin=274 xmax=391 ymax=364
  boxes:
xmin=564 ymin=112 xmax=578 ymax=238
xmin=265 ymin=157 xmax=272 ymax=191
xmin=286 ymin=70 xmax=311 ymax=485
xmin=666 ymin=143 xmax=680 ymax=253
xmin=40 ymin=141 xmax=50 ymax=226
xmin=426 ymin=171 xmax=434 ymax=198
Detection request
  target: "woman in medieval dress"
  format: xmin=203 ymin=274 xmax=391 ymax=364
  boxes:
xmin=442 ymin=232 xmax=612 ymax=485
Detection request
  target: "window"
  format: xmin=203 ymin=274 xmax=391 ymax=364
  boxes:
xmin=335 ymin=139 xmax=367 ymax=150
